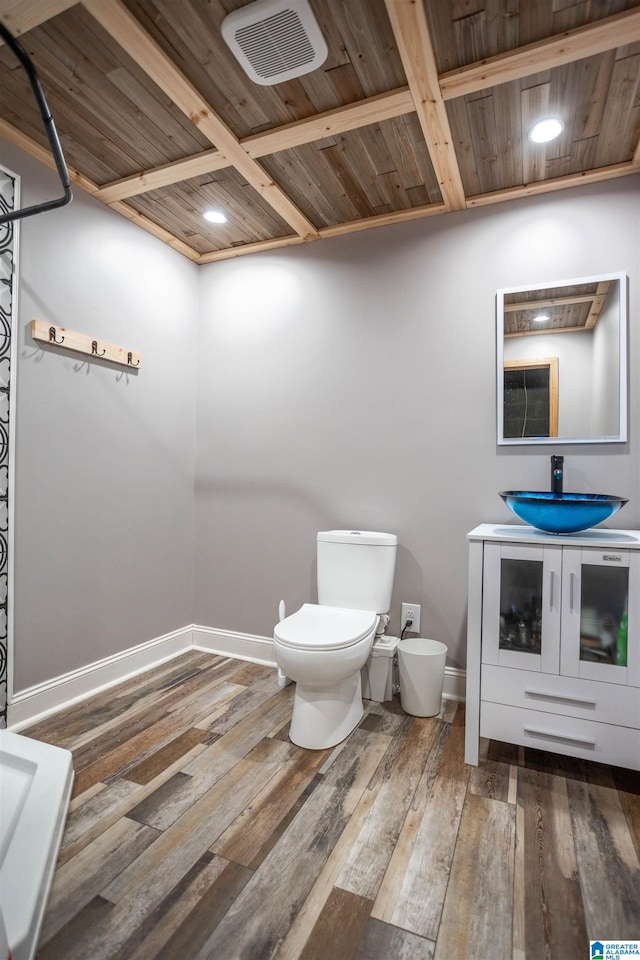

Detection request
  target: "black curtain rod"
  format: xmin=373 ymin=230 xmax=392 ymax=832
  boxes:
xmin=0 ymin=20 xmax=72 ymax=224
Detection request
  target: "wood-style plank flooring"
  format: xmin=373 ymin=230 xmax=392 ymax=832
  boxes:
xmin=20 ymin=651 xmax=640 ymax=960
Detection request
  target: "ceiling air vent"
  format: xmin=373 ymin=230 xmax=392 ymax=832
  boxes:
xmin=221 ymin=0 xmax=328 ymax=86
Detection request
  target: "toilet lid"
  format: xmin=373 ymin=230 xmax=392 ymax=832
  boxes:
xmin=274 ymin=603 xmax=378 ymax=651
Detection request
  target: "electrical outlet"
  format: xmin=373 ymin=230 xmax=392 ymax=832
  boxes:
xmin=401 ymin=602 xmax=421 ymax=635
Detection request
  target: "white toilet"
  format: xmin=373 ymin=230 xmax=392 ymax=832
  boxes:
xmin=273 ymin=530 xmax=397 ymax=749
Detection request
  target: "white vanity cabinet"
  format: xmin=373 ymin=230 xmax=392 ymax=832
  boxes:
xmin=465 ymin=524 xmax=640 ymax=770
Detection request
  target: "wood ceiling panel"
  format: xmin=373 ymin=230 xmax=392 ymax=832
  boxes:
xmin=0 ymin=47 xmax=128 ymax=184
xmin=260 ymin=116 xmax=442 ymax=229
xmin=449 ymin=50 xmax=640 ymax=195
xmin=447 ymin=80 xmax=529 ymax=196
xmin=0 ymin=4 xmax=210 ymax=183
xmin=262 ymin=139 xmax=363 ymax=226
xmin=124 ymin=169 xmax=293 ymax=254
xmin=119 ymin=0 xmax=406 ymax=141
xmin=551 ymin=0 xmax=632 ymax=36
xmin=295 ymin=60 xmax=365 ymax=115
xmin=0 ymin=44 xmax=52 ymax=141
xmin=520 ymin=81 xmax=549 ymax=185
xmin=423 ymin=0 xmax=639 ymax=73
xmin=321 ymin=0 xmax=407 ymax=96
xmin=593 ymin=47 xmax=640 ymax=165
xmin=120 ymin=0 xmax=304 ymax=138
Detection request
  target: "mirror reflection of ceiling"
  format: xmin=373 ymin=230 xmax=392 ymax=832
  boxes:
xmin=503 ymin=281 xmax=612 ymax=337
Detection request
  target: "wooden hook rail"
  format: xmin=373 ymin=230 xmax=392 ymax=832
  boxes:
xmin=31 ymin=319 xmax=142 ymax=368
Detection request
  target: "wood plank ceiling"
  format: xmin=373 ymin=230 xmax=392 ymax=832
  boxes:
xmin=0 ymin=0 xmax=638 ymax=263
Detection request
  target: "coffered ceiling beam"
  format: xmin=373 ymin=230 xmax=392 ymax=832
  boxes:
xmin=95 ymin=86 xmax=416 ymax=204
xmin=196 ymin=202 xmax=448 ymax=262
xmin=0 ymin=116 xmax=200 ymax=259
xmin=384 ymin=0 xmax=466 ymax=211
xmin=244 ymin=86 xmax=415 ymax=158
xmin=198 ymin=234 xmax=308 ymax=264
xmin=199 ymin=163 xmax=640 ymax=262
xmin=440 ymin=8 xmax=640 ymax=101
xmin=81 ymin=0 xmax=319 ymax=241
xmin=0 ymin=0 xmax=78 ymax=41
xmin=95 ymin=150 xmax=229 ymax=204
xmin=466 ymin=160 xmax=640 ymax=209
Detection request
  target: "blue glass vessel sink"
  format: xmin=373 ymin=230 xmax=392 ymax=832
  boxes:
xmin=499 ymin=491 xmax=628 ymax=534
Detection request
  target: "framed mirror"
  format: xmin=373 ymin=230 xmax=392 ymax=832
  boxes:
xmin=497 ymin=272 xmax=628 ymax=445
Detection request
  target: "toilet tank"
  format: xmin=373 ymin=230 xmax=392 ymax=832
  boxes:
xmin=317 ymin=530 xmax=397 ymax=613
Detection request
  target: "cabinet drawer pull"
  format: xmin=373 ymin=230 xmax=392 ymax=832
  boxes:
xmin=523 ymin=725 xmax=596 ymax=747
xmin=524 ymin=688 xmax=597 ymax=709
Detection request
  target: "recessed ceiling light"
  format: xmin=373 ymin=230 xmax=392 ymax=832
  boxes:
xmin=529 ymin=118 xmax=564 ymax=143
xmin=533 ymin=314 xmax=550 ymax=323
xmin=203 ymin=209 xmax=227 ymax=224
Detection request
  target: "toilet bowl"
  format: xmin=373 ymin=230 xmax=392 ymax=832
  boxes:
xmin=274 ymin=603 xmax=379 ymax=749
xmin=274 ymin=529 xmax=397 ymax=750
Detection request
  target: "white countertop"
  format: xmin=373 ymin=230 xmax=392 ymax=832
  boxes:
xmin=467 ymin=523 xmax=640 ymax=548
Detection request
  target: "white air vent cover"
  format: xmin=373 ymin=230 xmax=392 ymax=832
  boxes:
xmin=221 ymin=0 xmax=328 ymax=85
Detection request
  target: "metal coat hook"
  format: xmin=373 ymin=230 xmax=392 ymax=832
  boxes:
xmin=32 ymin=320 xmax=141 ymax=368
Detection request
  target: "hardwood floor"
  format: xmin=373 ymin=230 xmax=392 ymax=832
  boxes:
xmin=21 ymin=651 xmax=640 ymax=960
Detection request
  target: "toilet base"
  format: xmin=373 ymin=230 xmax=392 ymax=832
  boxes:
xmin=289 ymin=671 xmax=364 ymax=750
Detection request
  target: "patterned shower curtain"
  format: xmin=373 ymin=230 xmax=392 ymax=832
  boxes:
xmin=0 ymin=166 xmax=17 ymax=728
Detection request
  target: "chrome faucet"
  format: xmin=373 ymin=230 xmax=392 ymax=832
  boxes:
xmin=551 ymin=455 xmax=564 ymax=494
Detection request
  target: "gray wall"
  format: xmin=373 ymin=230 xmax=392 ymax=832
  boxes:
xmin=4 ymin=141 xmax=199 ymax=691
xmin=195 ymin=176 xmax=639 ymax=668
xmin=5 ymin=130 xmax=638 ymax=690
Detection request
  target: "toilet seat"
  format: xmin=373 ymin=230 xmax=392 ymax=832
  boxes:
xmin=274 ymin=603 xmax=378 ymax=651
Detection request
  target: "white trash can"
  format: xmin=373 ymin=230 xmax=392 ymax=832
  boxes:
xmin=398 ymin=637 xmax=447 ymax=717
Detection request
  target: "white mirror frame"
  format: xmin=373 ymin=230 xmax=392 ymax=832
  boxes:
xmin=497 ymin=271 xmax=628 ymax=446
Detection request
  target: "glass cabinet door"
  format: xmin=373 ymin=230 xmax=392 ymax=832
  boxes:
xmin=580 ymin=564 xmax=628 ymax=666
xmin=499 ymin=557 xmax=543 ymax=655
xmin=482 ymin=542 xmax=562 ymax=672
xmin=561 ymin=547 xmax=634 ymax=683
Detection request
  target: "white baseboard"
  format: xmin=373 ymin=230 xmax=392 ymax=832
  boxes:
xmin=8 ymin=625 xmax=465 ymax=730
xmin=443 ymin=666 xmax=466 ymax=702
xmin=7 ymin=626 xmax=193 ymax=730
xmin=192 ymin=625 xmax=277 ymax=666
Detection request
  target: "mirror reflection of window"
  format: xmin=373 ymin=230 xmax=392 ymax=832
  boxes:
xmin=503 ymin=358 xmax=558 ymax=438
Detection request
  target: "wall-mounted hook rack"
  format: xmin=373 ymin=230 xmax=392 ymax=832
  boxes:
xmin=31 ymin=319 xmax=142 ymax=369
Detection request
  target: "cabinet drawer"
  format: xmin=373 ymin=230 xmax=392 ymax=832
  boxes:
xmin=481 ymin=664 xmax=640 ymax=729
xmin=480 ymin=701 xmax=640 ymax=770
